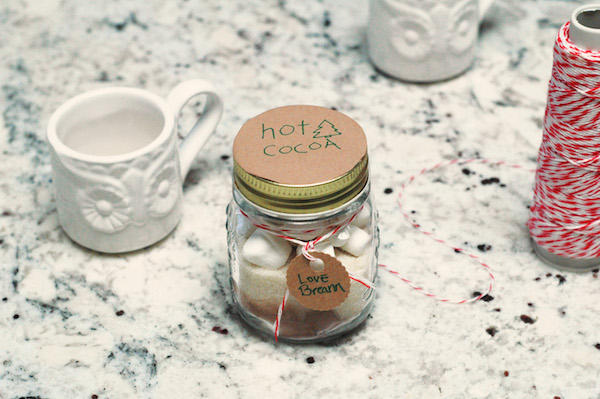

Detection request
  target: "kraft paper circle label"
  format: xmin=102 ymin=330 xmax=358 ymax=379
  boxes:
xmin=233 ymin=105 xmax=367 ymax=185
xmin=286 ymin=252 xmax=351 ymax=311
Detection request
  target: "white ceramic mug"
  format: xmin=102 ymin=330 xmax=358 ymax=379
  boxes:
xmin=47 ymin=80 xmax=223 ymax=253
xmin=367 ymin=0 xmax=493 ymax=82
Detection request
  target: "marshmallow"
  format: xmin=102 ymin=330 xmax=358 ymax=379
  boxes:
xmin=296 ymin=243 xmax=335 ymax=258
xmin=333 ymin=248 xmax=374 ymax=320
xmin=330 ymin=226 xmax=351 ymax=247
xmin=340 ymin=225 xmax=371 ymax=256
xmin=242 ymin=229 xmax=292 ymax=269
xmin=352 ymin=203 xmax=371 ymax=229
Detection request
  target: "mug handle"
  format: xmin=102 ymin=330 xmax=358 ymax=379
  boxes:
xmin=166 ymin=79 xmax=224 ymax=178
xmin=479 ymin=0 xmax=493 ymax=19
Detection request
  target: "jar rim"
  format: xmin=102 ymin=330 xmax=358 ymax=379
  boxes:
xmin=233 ymin=178 xmax=371 ymax=221
xmin=233 ymin=155 xmax=369 ymax=214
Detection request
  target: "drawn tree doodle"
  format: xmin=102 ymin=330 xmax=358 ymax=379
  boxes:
xmin=313 ymin=120 xmax=342 ymax=139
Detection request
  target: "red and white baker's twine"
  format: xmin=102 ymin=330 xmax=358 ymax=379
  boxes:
xmin=528 ymin=22 xmax=600 ymax=258
xmin=385 ymin=158 xmax=535 ymax=304
xmin=239 ymin=209 xmax=376 ymax=341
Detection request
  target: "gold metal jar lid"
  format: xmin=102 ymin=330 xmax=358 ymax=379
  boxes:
xmin=233 ymin=105 xmax=369 ymax=214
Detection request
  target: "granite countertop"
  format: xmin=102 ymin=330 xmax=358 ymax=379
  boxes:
xmin=1 ymin=0 xmax=599 ymax=398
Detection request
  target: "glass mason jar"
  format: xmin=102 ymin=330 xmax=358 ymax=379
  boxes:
xmin=226 ymin=105 xmax=378 ymax=342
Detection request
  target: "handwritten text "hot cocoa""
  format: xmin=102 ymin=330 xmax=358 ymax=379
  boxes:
xmin=261 ymin=119 xmax=342 ymax=157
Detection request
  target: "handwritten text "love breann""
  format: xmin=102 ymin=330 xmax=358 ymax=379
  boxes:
xmin=296 ymin=273 xmax=346 ymax=296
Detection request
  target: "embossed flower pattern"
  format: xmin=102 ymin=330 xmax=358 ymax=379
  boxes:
xmin=79 ymin=186 xmax=132 ymax=233
xmin=146 ymin=164 xmax=180 ymax=217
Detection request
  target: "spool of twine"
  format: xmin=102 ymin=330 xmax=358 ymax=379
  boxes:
xmin=528 ymin=14 xmax=600 ymax=268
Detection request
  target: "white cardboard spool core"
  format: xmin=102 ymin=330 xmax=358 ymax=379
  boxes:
xmin=570 ymin=4 xmax=600 ymax=50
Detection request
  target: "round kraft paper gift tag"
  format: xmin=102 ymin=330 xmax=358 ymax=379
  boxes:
xmin=286 ymin=252 xmax=351 ymax=311
xmin=233 ymin=105 xmax=367 ymax=186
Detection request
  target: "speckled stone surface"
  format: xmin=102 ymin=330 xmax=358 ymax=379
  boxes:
xmin=1 ymin=0 xmax=599 ymax=398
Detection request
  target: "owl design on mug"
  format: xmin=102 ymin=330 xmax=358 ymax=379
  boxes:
xmin=55 ymin=137 xmax=182 ymax=235
xmin=367 ymin=0 xmax=481 ymax=81
xmin=386 ymin=0 xmax=478 ymax=60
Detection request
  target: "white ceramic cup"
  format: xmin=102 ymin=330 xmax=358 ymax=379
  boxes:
xmin=367 ymin=0 xmax=493 ymax=82
xmin=47 ymin=80 xmax=223 ymax=253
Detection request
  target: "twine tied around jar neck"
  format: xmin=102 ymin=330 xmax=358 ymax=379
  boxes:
xmin=239 ymin=208 xmax=373 ymax=280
